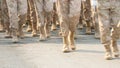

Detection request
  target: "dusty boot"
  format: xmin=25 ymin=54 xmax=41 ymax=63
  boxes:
xmin=39 ymin=34 xmax=46 ymax=41
xmin=39 ymin=26 xmax=46 ymax=41
xmin=111 ymin=40 xmax=119 ymax=58
xmin=69 ymin=31 xmax=76 ymax=50
xmin=62 ymin=36 xmax=70 ymax=53
xmin=63 ymin=45 xmax=70 ymax=53
xmin=104 ymin=45 xmax=112 ymax=60
xmin=51 ymin=24 xmax=56 ymax=31
xmin=94 ymin=22 xmax=100 ymax=39
xmin=70 ymin=45 xmax=76 ymax=50
xmin=27 ymin=25 xmax=32 ymax=32
xmin=11 ymin=28 xmax=19 ymax=43
xmin=32 ymin=30 xmax=38 ymax=37
xmin=86 ymin=27 xmax=91 ymax=34
xmin=45 ymin=27 xmax=50 ymax=38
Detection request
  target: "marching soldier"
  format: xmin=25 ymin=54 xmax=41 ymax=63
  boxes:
xmin=27 ymin=0 xmax=38 ymax=37
xmin=5 ymin=0 xmax=27 ymax=42
xmin=98 ymin=0 xmax=120 ymax=60
xmin=57 ymin=0 xmax=81 ymax=52
xmin=84 ymin=0 xmax=93 ymax=34
xmin=34 ymin=0 xmax=55 ymax=40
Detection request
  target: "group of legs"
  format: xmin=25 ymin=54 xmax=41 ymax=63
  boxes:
xmin=0 ymin=0 xmax=120 ymax=60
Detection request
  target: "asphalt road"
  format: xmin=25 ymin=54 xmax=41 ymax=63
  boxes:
xmin=0 ymin=29 xmax=120 ymax=68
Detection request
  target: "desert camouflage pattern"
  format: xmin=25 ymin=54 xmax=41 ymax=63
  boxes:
xmin=98 ymin=0 xmax=120 ymax=60
xmin=5 ymin=0 xmax=28 ymax=42
xmin=34 ymin=0 xmax=55 ymax=40
xmin=27 ymin=0 xmax=38 ymax=37
xmin=58 ymin=0 xmax=81 ymax=36
xmin=57 ymin=0 xmax=81 ymax=52
xmin=98 ymin=0 xmax=120 ymax=45
xmin=6 ymin=0 xmax=27 ymax=29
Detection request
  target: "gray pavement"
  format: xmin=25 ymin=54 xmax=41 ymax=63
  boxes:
xmin=0 ymin=30 xmax=120 ymax=68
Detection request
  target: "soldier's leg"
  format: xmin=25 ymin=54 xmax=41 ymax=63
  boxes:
xmin=111 ymin=39 xmax=119 ymax=57
xmin=94 ymin=18 xmax=100 ymax=39
xmin=29 ymin=0 xmax=37 ymax=37
xmin=78 ymin=16 xmax=84 ymax=29
xmin=27 ymin=21 xmax=32 ymax=32
xmin=69 ymin=30 xmax=76 ymax=50
xmin=17 ymin=0 xmax=28 ymax=38
xmin=26 ymin=0 xmax=32 ymax=32
xmin=85 ymin=20 xmax=92 ymax=34
xmin=84 ymin=0 xmax=92 ymax=34
xmin=63 ymin=34 xmax=69 ymax=53
xmin=93 ymin=7 xmax=100 ymax=39
xmin=44 ymin=0 xmax=54 ymax=38
xmin=39 ymin=23 xmax=46 ymax=41
xmin=99 ymin=9 xmax=112 ymax=60
xmin=6 ymin=0 xmax=19 ymax=42
xmin=1 ymin=0 xmax=11 ymax=38
xmin=44 ymin=12 xmax=51 ymax=38
xmin=18 ymin=14 xmax=26 ymax=38
xmin=111 ymin=23 xmax=120 ymax=58
xmin=69 ymin=17 xmax=79 ymax=50
xmin=78 ymin=1 xmax=84 ymax=29
xmin=34 ymin=0 xmax=46 ymax=41
xmin=58 ymin=0 xmax=70 ymax=52
xmin=51 ymin=2 xmax=57 ymax=31
xmin=60 ymin=21 xmax=70 ymax=53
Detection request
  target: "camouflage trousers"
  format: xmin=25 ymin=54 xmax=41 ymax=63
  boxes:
xmin=58 ymin=0 xmax=81 ymax=36
xmin=98 ymin=0 xmax=120 ymax=45
xmin=34 ymin=0 xmax=54 ymax=26
xmin=6 ymin=0 xmax=27 ymax=30
xmin=1 ymin=0 xmax=10 ymax=34
xmin=57 ymin=0 xmax=81 ymax=52
xmin=34 ymin=0 xmax=54 ymax=40
xmin=27 ymin=0 xmax=37 ymax=35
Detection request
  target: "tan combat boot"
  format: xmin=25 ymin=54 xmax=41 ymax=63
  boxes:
xmin=27 ymin=25 xmax=32 ymax=32
xmin=51 ymin=24 xmax=56 ymax=31
xmin=11 ymin=28 xmax=19 ymax=43
xmin=62 ymin=45 xmax=70 ymax=53
xmin=70 ymin=44 xmax=76 ymax=50
xmin=39 ymin=33 xmax=46 ymax=41
xmin=62 ymin=36 xmax=70 ymax=53
xmin=32 ymin=30 xmax=38 ymax=37
xmin=104 ymin=45 xmax=112 ymax=60
xmin=69 ymin=31 xmax=76 ymax=50
xmin=86 ymin=27 xmax=91 ymax=35
xmin=111 ymin=40 xmax=119 ymax=58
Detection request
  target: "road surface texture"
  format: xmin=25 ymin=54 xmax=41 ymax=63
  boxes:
xmin=0 ymin=29 xmax=120 ymax=68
